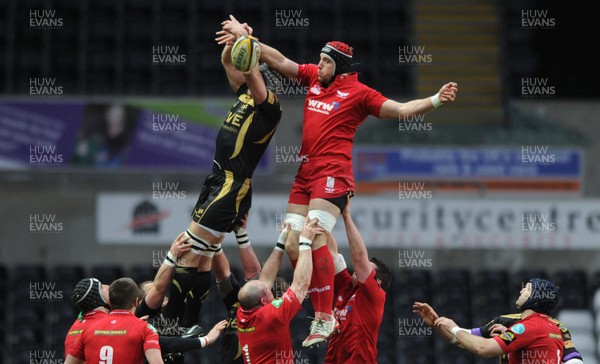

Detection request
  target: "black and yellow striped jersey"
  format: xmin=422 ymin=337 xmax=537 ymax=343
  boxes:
xmin=214 ymin=84 xmax=281 ymax=179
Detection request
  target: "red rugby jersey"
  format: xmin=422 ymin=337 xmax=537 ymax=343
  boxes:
xmin=68 ymin=310 xmax=161 ymax=364
xmin=493 ymin=313 xmax=564 ymax=364
xmin=236 ymin=288 xmax=302 ymax=364
xmin=64 ymin=310 xmax=108 ymax=358
xmin=297 ymin=64 xmax=388 ymax=161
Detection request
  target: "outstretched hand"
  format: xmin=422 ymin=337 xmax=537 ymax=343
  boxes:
xmin=412 ymin=302 xmax=440 ymax=327
xmin=217 ymin=14 xmax=253 ymax=45
xmin=434 ymin=317 xmax=458 ymax=333
xmin=205 ymin=320 xmax=228 ymax=345
xmin=438 ymin=82 xmax=458 ymax=103
xmin=215 ymin=30 xmax=237 ymax=46
xmin=170 ymin=232 xmax=192 ymax=258
xmin=300 ymin=217 xmax=324 ymax=242
xmin=489 ymin=323 xmax=508 ymax=337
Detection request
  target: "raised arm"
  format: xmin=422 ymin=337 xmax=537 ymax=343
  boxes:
xmin=145 ymin=232 xmax=191 ymax=310
xmin=378 ymin=82 xmax=458 ymax=119
xmin=234 ymin=214 xmax=262 ymax=280
xmin=219 ymin=39 xmax=245 ymax=93
xmin=435 ymin=317 xmax=504 ymax=358
xmin=341 ymin=199 xmax=372 ymax=283
xmin=257 ymin=41 xmax=299 ymax=79
xmin=413 ymin=302 xmax=462 ymax=346
xmin=257 ymin=224 xmax=291 ymax=288
xmin=216 ymin=16 xmax=271 ymax=104
xmin=290 ymin=217 xmax=321 ymax=299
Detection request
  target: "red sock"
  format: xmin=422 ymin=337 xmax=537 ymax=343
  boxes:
xmin=308 ymin=246 xmax=334 ymax=317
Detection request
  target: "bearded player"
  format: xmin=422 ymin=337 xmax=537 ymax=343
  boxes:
xmin=220 ymin=14 xmax=457 ymax=347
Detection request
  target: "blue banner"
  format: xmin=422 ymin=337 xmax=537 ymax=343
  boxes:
xmin=354 ymin=147 xmax=582 ymax=181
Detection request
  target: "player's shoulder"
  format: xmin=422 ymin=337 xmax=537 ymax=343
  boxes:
xmin=499 ymin=313 xmax=522 ymax=320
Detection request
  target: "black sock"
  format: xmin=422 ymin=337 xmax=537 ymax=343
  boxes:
xmin=162 ymin=267 xmax=197 ymax=323
xmin=180 ymin=271 xmax=211 ymax=327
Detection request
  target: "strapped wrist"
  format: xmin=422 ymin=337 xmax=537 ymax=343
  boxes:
xmin=275 ymin=242 xmax=285 ymax=252
xmin=431 ymin=92 xmax=442 ymax=108
xmin=164 ymin=251 xmax=177 ymax=267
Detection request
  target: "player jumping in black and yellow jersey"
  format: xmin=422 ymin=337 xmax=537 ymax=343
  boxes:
xmin=160 ymin=23 xmax=283 ymax=364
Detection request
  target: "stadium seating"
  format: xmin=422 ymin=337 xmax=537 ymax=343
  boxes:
xmin=0 ymin=0 xmax=412 ymax=96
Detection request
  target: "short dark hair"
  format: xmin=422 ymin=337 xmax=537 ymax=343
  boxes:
xmin=370 ymin=257 xmax=392 ymax=291
xmin=109 ymin=277 xmax=143 ymax=310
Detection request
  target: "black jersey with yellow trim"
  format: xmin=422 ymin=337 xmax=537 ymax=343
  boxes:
xmin=220 ymin=301 xmax=243 ymax=364
xmin=476 ymin=313 xmax=582 ymax=364
xmin=214 ymin=84 xmax=281 ymax=179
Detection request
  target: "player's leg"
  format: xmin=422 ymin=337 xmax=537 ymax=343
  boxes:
xmin=169 ymin=172 xmax=236 ymax=323
xmin=179 ymin=238 xmax=225 ymax=328
xmin=284 ymin=203 xmax=309 ymax=262
xmin=302 ymin=197 xmax=342 ymax=347
xmin=162 ymin=253 xmax=212 ymax=324
xmin=285 ymin=176 xmax=311 ymax=264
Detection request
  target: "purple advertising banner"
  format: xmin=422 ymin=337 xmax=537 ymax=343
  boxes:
xmin=126 ymin=109 xmax=219 ymax=169
xmin=0 ymin=102 xmax=84 ymax=168
xmin=0 ymin=100 xmax=272 ymax=172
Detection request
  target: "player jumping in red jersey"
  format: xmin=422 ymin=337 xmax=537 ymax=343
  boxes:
xmin=431 ymin=278 xmax=563 ymax=364
xmin=219 ymin=14 xmax=458 ymax=347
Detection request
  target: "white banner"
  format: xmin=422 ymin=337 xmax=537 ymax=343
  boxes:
xmin=97 ymin=193 xmax=600 ymax=249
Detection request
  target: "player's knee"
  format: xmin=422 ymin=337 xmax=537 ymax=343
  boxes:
xmin=285 ymin=213 xmax=305 ymax=231
xmin=307 ymin=209 xmax=337 ymax=232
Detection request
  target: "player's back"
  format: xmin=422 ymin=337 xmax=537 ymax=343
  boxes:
xmin=506 ymin=314 xmax=563 ymax=364
xmin=237 ymin=304 xmax=295 ymax=364
xmin=64 ymin=310 xmax=108 ymax=358
xmin=74 ymin=310 xmax=159 ymax=364
xmin=215 ymin=86 xmax=281 ymax=178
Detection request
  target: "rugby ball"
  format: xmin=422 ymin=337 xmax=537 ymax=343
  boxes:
xmin=231 ymin=35 xmax=260 ymax=72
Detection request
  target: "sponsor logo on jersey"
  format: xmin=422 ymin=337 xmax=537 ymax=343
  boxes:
xmin=307 ymin=99 xmax=341 ymax=115
xmin=325 ymin=176 xmax=335 ymax=193
xmin=310 ymin=85 xmax=321 ymax=95
xmin=271 ymin=297 xmax=284 ymax=308
xmin=336 ymin=90 xmax=350 ymax=98
xmin=500 ymin=331 xmax=516 ymax=344
xmin=511 ymin=323 xmax=525 ymax=334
